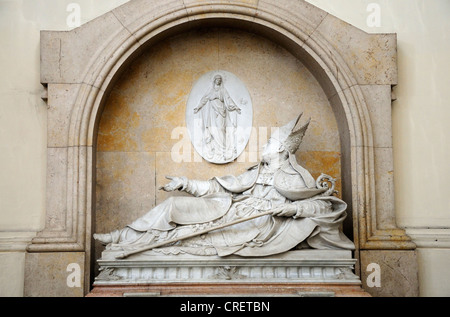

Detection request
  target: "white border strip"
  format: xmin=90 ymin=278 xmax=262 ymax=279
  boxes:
xmin=0 ymin=231 xmax=36 ymax=252
xmin=405 ymin=228 xmax=450 ymax=248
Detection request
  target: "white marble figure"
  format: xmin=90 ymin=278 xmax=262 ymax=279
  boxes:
xmin=94 ymin=114 xmax=355 ymax=257
xmin=193 ymin=74 xmax=241 ymax=163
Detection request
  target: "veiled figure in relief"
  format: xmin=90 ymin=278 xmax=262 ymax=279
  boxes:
xmin=193 ymin=74 xmax=242 ymax=163
xmin=94 ymin=114 xmax=354 ymax=257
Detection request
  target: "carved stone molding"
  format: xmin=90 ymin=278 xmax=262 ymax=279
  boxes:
xmin=94 ymin=250 xmax=361 ymax=285
xmin=28 ymin=0 xmax=416 ymax=295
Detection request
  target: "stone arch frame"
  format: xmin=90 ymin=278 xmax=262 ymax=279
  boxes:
xmin=27 ymin=0 xmax=417 ymax=295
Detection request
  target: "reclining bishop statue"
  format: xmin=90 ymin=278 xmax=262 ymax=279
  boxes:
xmin=94 ymin=113 xmax=355 ymax=258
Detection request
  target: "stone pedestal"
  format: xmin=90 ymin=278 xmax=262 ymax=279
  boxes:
xmin=24 ymin=252 xmax=86 ymax=297
xmin=359 ymin=250 xmax=419 ymax=297
xmin=87 ymin=250 xmax=370 ymax=297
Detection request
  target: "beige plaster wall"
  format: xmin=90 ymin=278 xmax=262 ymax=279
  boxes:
xmin=0 ymin=0 xmax=449 ymax=296
xmin=0 ymin=0 xmax=130 ymax=297
xmin=307 ymin=0 xmax=450 ymax=296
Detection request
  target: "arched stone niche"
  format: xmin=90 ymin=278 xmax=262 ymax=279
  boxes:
xmin=95 ymin=26 xmax=345 ymax=244
xmin=25 ymin=0 xmax=419 ymax=297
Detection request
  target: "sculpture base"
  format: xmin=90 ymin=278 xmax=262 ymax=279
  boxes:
xmin=88 ymin=249 xmax=370 ymax=297
xmin=87 ymin=282 xmax=370 ymax=297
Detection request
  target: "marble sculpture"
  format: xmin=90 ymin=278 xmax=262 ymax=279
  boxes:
xmin=94 ymin=113 xmax=354 ymax=258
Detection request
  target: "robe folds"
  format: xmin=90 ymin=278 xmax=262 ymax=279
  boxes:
xmin=108 ymin=155 xmax=355 ymax=257
xmin=197 ymin=83 xmax=240 ymax=162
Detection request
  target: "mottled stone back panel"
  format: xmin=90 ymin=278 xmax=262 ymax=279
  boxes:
xmin=95 ymin=28 xmax=341 ymax=235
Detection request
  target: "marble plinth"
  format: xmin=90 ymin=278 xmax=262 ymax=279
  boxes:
xmin=89 ymin=249 xmax=370 ymax=297
xmin=94 ymin=250 xmax=360 ymax=285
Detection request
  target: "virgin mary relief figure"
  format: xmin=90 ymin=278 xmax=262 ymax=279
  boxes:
xmin=94 ymin=113 xmax=355 ymax=258
xmin=193 ymin=74 xmax=242 ymax=163
xmin=186 ymin=71 xmax=253 ymax=164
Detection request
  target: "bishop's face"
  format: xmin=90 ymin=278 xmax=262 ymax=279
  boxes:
xmin=261 ymin=137 xmax=286 ymax=164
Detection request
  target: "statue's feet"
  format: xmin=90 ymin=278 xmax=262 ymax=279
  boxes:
xmin=93 ymin=233 xmax=113 ymax=245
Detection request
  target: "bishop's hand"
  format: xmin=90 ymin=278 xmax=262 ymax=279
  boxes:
xmin=159 ymin=176 xmax=187 ymax=192
xmin=271 ymin=203 xmax=299 ymax=218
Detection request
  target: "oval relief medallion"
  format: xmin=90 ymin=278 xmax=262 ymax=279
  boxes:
xmin=186 ymin=70 xmax=253 ymax=164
